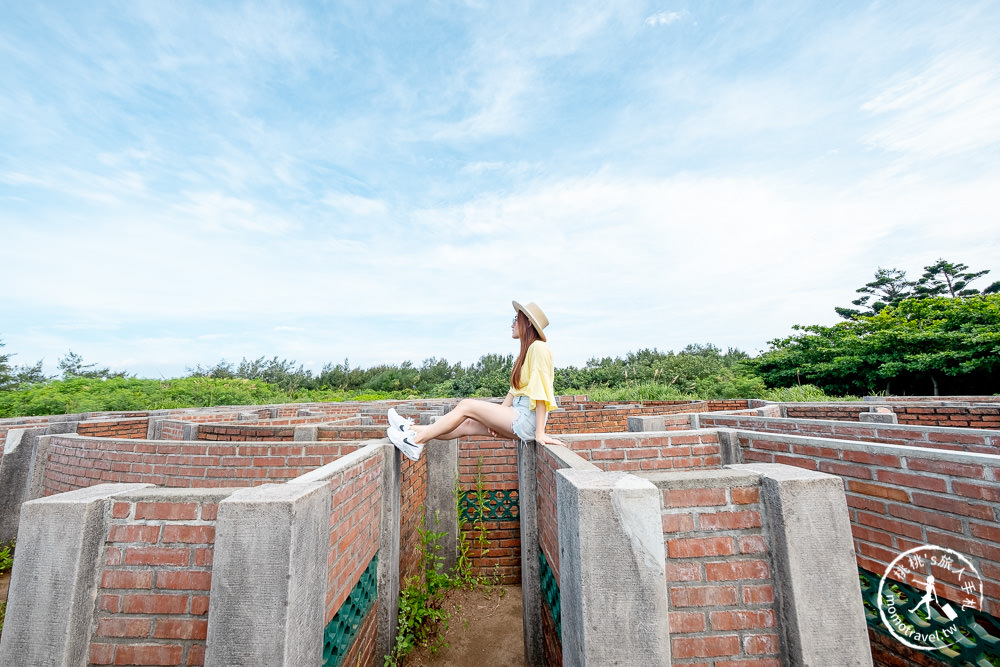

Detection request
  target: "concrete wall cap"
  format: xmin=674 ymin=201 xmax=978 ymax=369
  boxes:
xmin=641 ymin=468 xmax=761 ymax=489
xmin=709 ymin=413 xmax=1000 ymax=438
xmin=733 ymin=429 xmax=1000 ymax=465
xmin=222 ymin=480 xmax=329 ymax=504
xmin=291 ymin=440 xmax=386 ymax=484
xmin=3 ymin=428 xmax=38 ymax=455
xmin=538 ymin=443 xmax=601 ymax=472
xmin=556 ymin=468 xmax=656 ymax=492
xmin=557 ymin=428 xmax=714 ymax=442
xmin=23 ymin=482 xmax=153 ymax=505
xmin=112 ymin=487 xmax=236 ymax=504
xmin=727 ymin=462 xmax=843 ymax=483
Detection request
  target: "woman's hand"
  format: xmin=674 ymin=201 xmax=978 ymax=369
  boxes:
xmin=535 ymin=433 xmax=565 ymax=446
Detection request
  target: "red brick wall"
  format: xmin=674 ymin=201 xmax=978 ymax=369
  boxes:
xmin=699 ymin=414 xmax=1000 ymax=456
xmin=457 ymin=436 xmax=521 ymax=584
xmin=782 ymin=402 xmax=1000 ymax=429
xmin=197 ymin=424 xmax=295 ymax=441
xmin=536 ymin=445 xmax=563 ymax=585
xmin=43 ymin=436 xmax=361 ymax=494
xmin=77 ymin=418 xmax=150 ymax=439
xmin=784 ymin=404 xmax=868 ymax=421
xmin=399 ymin=453 xmax=428 ymax=583
xmin=90 ymin=496 xmax=220 ymax=666
xmin=540 ymin=599 xmax=562 ymax=667
xmin=158 ymin=421 xmax=188 ymax=441
xmin=546 ymin=399 xmax=750 ymax=434
xmin=340 ymin=606 xmax=379 ymax=667
xmin=560 ymin=431 xmax=722 ymax=472
xmin=319 ymin=425 xmax=388 ymax=441
xmin=324 ymin=452 xmax=383 ymax=624
xmin=892 ymin=405 xmax=1000 ymax=429
xmin=660 ymin=478 xmax=780 ymax=665
xmin=736 ymin=432 xmax=1000 ymax=618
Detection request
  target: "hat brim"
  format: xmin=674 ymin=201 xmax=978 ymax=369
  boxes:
xmin=512 ymin=300 xmax=547 ymax=342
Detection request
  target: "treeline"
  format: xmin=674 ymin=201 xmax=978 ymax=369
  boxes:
xmin=0 ymin=343 xmax=777 ymax=417
xmin=751 ymin=294 xmax=1000 ymax=396
xmin=1 ymin=258 xmax=996 ymax=417
xmin=753 ymin=258 xmax=999 ymax=396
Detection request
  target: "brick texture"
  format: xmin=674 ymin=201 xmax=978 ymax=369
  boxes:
xmin=662 ymin=477 xmax=780 ymax=664
xmin=91 ymin=497 xmax=218 ymax=666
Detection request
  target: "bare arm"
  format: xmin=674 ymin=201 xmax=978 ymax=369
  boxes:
xmin=534 ymin=404 xmax=563 ymax=446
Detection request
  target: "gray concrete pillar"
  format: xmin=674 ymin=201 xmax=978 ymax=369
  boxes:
xmin=627 ymin=415 xmax=666 ymax=432
xmin=182 ymin=423 xmax=199 ymax=440
xmin=556 ymin=470 xmax=671 ymax=666
xmin=0 ymin=483 xmax=150 ymax=666
xmin=727 ymin=463 xmax=873 ymax=666
xmin=860 ymin=411 xmax=898 ymax=424
xmin=205 ymin=481 xmax=331 ymax=667
xmin=716 ymin=428 xmax=743 ymax=465
xmin=0 ymin=428 xmax=46 ymax=544
xmin=293 ymin=425 xmax=319 ymax=441
xmin=425 ymin=438 xmax=459 ymax=575
xmin=518 ymin=439 xmax=544 ymax=667
xmin=376 ymin=444 xmax=402 ymax=661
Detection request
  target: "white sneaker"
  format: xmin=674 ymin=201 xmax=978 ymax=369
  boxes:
xmin=387 ymin=407 xmax=414 ymax=433
xmin=387 ymin=426 xmax=423 ymax=461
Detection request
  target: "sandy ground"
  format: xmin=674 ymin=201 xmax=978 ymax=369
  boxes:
xmin=1 ymin=571 xmax=9 ymax=639
xmin=403 ymin=585 xmax=525 ymax=667
xmin=0 ymin=573 xmax=524 ymax=663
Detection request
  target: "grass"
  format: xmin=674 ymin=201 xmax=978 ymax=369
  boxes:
xmin=0 ymin=541 xmax=13 ymax=574
xmin=0 ymin=540 xmax=11 ymax=637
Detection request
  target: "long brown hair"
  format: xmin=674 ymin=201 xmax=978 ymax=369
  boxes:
xmin=510 ymin=310 xmax=542 ymax=389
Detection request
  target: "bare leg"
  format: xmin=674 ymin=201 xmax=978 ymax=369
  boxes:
xmin=411 ymin=399 xmax=517 ymax=444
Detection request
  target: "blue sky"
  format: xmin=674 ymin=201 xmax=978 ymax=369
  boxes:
xmin=2 ymin=1 xmax=999 ymax=379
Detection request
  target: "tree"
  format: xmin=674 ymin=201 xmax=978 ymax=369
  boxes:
xmin=58 ymin=350 xmax=126 ymax=380
xmin=836 ymin=267 xmax=915 ymax=320
xmin=0 ymin=338 xmax=12 ymax=390
xmin=1 ymin=337 xmax=50 ymax=390
xmin=754 ymin=294 xmax=1000 ymax=396
xmin=913 ymin=259 xmax=990 ymax=298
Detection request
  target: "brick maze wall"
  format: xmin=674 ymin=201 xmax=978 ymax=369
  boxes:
xmin=90 ymin=494 xmax=223 ymax=667
xmin=546 ymin=399 xmax=749 ymax=434
xmin=43 ymin=435 xmax=361 ymax=494
xmin=783 ymin=403 xmax=1000 ymax=429
xmin=324 ymin=452 xmax=383 ymax=624
xmin=561 ymin=431 xmax=723 ymax=472
xmin=660 ymin=478 xmax=780 ymax=665
xmin=399 ymin=454 xmax=428 ymax=583
xmin=699 ymin=414 xmax=1000 ymax=455
xmin=78 ymin=417 xmax=151 ymax=439
xmin=458 ymin=436 xmax=521 ymax=584
xmin=736 ymin=431 xmax=1000 ymax=618
xmin=536 ymin=445 xmax=563 ymax=585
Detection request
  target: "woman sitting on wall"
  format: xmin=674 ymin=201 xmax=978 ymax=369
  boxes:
xmin=386 ymin=300 xmax=564 ymax=460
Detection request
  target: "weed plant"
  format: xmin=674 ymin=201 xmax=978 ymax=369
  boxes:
xmin=0 ymin=540 xmax=13 ymax=574
xmin=0 ymin=540 xmax=11 ymax=637
xmin=385 ymin=462 xmax=503 ymax=666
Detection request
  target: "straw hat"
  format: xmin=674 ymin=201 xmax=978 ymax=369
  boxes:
xmin=512 ymin=300 xmax=549 ymax=341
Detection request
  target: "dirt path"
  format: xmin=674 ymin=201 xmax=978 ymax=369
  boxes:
xmin=404 ymin=585 xmax=525 ymax=667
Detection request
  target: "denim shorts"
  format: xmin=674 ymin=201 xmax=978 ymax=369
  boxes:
xmin=511 ymin=395 xmax=542 ymax=441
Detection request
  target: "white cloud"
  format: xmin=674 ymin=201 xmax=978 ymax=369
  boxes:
xmin=172 ymin=191 xmax=299 ymax=235
xmin=863 ymin=54 xmax=1000 ymax=158
xmin=321 ymin=192 xmax=389 ymax=217
xmin=644 ymin=11 xmax=686 ymax=27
